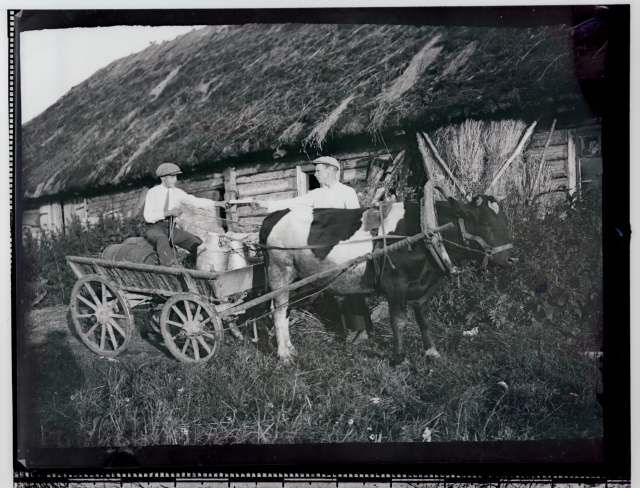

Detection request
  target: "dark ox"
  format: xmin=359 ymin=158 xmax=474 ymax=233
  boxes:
xmin=259 ymin=196 xmax=514 ymax=364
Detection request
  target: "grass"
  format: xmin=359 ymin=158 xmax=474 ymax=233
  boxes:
xmin=27 ymin=301 xmax=601 ymax=447
xmin=24 ymin=188 xmax=603 ymax=447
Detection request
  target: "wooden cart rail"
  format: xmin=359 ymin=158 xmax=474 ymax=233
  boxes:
xmin=66 ymin=255 xmax=265 ymax=299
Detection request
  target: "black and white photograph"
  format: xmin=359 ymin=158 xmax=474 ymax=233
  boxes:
xmin=12 ymin=5 xmax=629 ymax=476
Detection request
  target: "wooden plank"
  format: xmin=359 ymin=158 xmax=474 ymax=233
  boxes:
xmin=237 ymin=216 xmax=265 ymax=227
xmin=184 ymin=171 xmax=224 ymax=182
xmin=529 ymin=119 xmax=557 ymax=203
xmin=119 ymin=285 xmax=175 ymax=297
xmin=296 ymin=165 xmax=308 ymax=196
xmin=237 ymin=177 xmax=297 ymax=197
xmin=236 ymin=168 xmax=297 ymax=185
xmin=528 ymin=129 xmax=567 ymax=147
xmin=342 ymin=167 xmax=368 ymax=182
xmin=224 ymin=167 xmax=239 ymax=232
xmin=341 ymin=157 xmax=372 ymax=170
xmin=67 ymin=260 xmax=85 ymax=279
xmin=421 ymin=132 xmax=467 ymax=196
xmin=236 ymin=161 xmax=298 ymax=177
xmin=211 ymin=264 xmax=266 ymax=298
xmin=238 ymin=206 xmax=267 ymax=218
xmin=567 ymin=129 xmax=577 ymax=196
xmin=182 ymin=271 xmax=199 ymax=294
xmin=524 ymin=144 xmax=568 ymax=161
xmin=181 ymin=177 xmax=225 ymax=193
xmin=548 ymin=159 xmax=568 ymax=178
xmin=66 ymin=256 xmax=220 ymax=279
xmin=131 ymin=186 xmax=149 ymax=218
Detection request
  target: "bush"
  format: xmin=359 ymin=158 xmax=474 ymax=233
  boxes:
xmin=24 ymin=215 xmax=147 ymax=306
xmin=431 ymin=186 xmax=602 ymax=354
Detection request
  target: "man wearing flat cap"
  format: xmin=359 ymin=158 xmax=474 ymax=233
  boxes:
xmin=253 ymin=156 xmax=373 ymax=344
xmin=145 ymin=163 xmax=224 ymax=266
xmin=254 ymin=156 xmax=359 ymax=212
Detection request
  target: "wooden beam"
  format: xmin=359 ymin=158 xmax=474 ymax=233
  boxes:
xmin=567 ymin=129 xmax=577 ymax=196
xmin=421 ymin=132 xmax=467 ymax=197
xmin=365 ymin=149 xmax=406 ymax=206
xmin=236 ymin=177 xmax=297 ymax=197
xmin=529 ymin=119 xmax=556 ymax=203
xmin=131 ymin=186 xmax=149 ymax=218
xmin=66 ymin=256 xmax=221 ymax=280
xmin=296 ymin=165 xmax=308 ymax=197
xmin=486 ymin=120 xmax=537 ymax=193
xmin=416 ymin=132 xmax=432 ymax=181
xmin=236 ymin=168 xmax=297 ymax=185
xmin=224 ymin=167 xmax=239 ymax=232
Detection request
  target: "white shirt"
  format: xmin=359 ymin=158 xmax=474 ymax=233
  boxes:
xmin=267 ymin=181 xmax=360 ymax=212
xmin=144 ymin=185 xmax=215 ymax=224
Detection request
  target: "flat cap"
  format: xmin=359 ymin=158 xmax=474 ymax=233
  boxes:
xmin=156 ymin=163 xmax=183 ymax=178
xmin=313 ymin=156 xmax=341 ymax=170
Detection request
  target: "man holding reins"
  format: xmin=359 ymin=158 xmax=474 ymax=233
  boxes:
xmin=252 ymin=156 xmax=374 ymax=344
xmin=144 ymin=163 xmax=226 ymax=266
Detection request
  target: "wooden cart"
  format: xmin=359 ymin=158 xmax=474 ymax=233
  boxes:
xmin=66 ymin=256 xmax=265 ymax=363
xmin=66 ymin=218 xmax=453 ymax=364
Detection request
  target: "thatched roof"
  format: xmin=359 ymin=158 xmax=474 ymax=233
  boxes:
xmin=22 ymin=23 xmax=581 ymax=198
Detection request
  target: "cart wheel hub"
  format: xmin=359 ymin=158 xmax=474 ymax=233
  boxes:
xmin=184 ymin=320 xmax=203 ymax=336
xmin=95 ymin=307 xmax=110 ymax=325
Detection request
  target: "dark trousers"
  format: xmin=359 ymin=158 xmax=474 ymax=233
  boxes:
xmin=146 ymin=220 xmax=202 ymax=266
xmin=339 ymin=295 xmax=374 ymax=333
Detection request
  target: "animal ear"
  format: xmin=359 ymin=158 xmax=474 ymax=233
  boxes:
xmin=488 ymin=201 xmax=500 ymax=214
xmin=475 ymin=196 xmax=483 ymax=207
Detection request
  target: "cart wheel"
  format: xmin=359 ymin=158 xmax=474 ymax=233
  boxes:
xmin=70 ymin=275 xmax=133 ymax=357
xmin=160 ymin=293 xmax=223 ymax=363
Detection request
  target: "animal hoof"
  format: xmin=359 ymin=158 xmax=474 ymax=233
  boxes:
xmin=390 ymin=355 xmax=406 ymax=367
xmin=281 ymin=356 xmax=294 ymax=366
xmin=289 ymin=346 xmax=298 ymax=357
xmin=423 ymin=348 xmax=441 ymax=359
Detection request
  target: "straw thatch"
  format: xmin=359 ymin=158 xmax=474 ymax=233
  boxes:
xmin=22 ymin=23 xmax=579 ymax=198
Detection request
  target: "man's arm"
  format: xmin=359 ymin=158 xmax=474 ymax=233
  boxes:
xmin=264 ymin=192 xmax=316 ymax=213
xmin=178 ymin=189 xmax=226 ymax=208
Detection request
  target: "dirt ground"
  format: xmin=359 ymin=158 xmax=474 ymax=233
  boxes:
xmin=22 ymin=305 xmax=180 ymax=364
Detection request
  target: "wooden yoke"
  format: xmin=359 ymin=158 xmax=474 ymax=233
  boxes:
xmin=421 ymin=178 xmax=459 ymax=274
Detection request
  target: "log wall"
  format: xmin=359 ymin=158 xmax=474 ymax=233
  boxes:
xmin=23 ymin=122 xmax=601 ymax=236
xmin=522 ymin=124 xmax=600 ymax=194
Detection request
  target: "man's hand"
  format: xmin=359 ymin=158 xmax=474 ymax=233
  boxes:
xmin=251 ymin=201 xmax=269 ymax=210
xmin=165 ymin=208 xmax=182 ymax=218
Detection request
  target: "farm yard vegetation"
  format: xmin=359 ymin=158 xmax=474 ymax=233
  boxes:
xmin=22 ymin=187 xmax=602 ymax=446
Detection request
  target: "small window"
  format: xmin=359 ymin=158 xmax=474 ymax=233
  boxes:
xmin=296 ymin=165 xmax=321 ymax=196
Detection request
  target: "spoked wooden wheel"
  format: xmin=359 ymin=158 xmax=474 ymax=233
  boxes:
xmin=70 ymin=275 xmax=133 ymax=357
xmin=160 ymin=293 xmax=223 ymax=363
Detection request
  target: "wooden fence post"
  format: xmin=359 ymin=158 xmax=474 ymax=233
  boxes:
xmin=224 ymin=167 xmax=239 ymax=232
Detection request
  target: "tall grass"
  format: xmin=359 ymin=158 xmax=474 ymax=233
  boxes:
xmin=27 ymin=188 xmax=603 ymax=447
xmin=426 ymin=119 xmax=555 ymax=210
